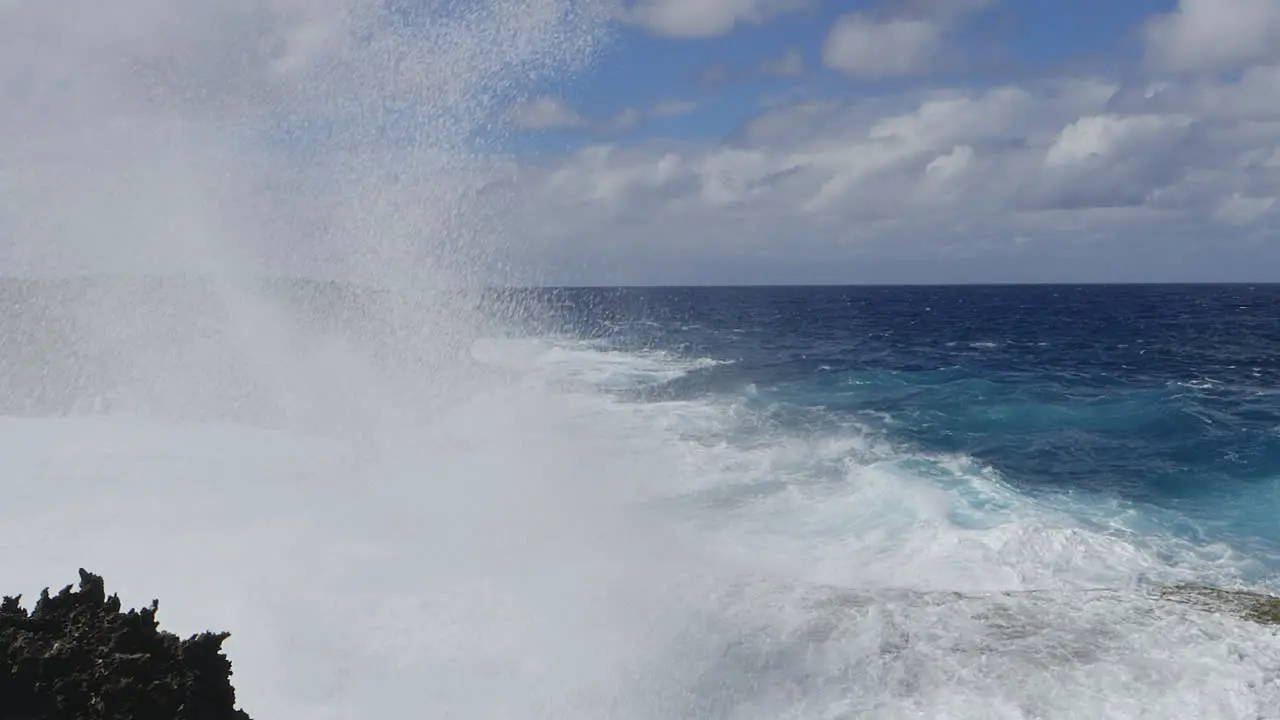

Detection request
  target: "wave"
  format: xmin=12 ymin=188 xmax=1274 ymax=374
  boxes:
xmin=479 ymin=337 xmax=1280 ymax=717
xmin=4 ymin=332 xmax=1280 ymax=717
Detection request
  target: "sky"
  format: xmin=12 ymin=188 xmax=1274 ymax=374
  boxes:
xmin=1 ymin=0 xmax=1279 ymax=285
xmin=494 ymin=0 xmax=1280 ymax=284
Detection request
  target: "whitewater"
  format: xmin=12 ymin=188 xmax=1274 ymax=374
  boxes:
xmin=6 ymin=307 xmax=1280 ymax=717
xmin=2 ymin=1 xmax=1279 ymax=718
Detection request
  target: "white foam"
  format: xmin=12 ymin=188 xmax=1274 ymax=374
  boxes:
xmin=466 ymin=340 xmax=1280 ymax=718
xmin=0 ymin=399 xmax=704 ymax=718
xmin=5 ymin=339 xmax=1280 ymax=718
xmin=473 ymin=336 xmax=725 ymax=388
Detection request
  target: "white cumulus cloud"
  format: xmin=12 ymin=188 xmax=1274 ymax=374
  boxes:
xmin=822 ymin=14 xmax=942 ymax=77
xmin=618 ymin=0 xmax=811 ymax=38
xmin=1145 ymin=0 xmax=1280 ymax=73
xmin=493 ymin=69 xmax=1280 ymax=284
xmin=819 ymin=0 xmax=996 ymax=79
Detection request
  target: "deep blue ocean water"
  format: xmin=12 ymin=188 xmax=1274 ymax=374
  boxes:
xmin=533 ymin=284 xmax=1280 ymax=573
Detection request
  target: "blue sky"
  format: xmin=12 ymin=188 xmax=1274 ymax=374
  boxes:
xmin=488 ymin=0 xmax=1280 ymax=284
xmin=514 ymin=0 xmax=1177 ymax=149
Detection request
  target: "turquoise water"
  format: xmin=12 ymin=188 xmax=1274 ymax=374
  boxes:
xmin=537 ymin=284 xmax=1280 ymax=580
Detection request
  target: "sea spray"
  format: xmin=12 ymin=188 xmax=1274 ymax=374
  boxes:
xmin=7 ymin=3 xmax=1280 ymax=719
xmin=0 ymin=0 xmax=611 ymax=428
xmin=0 ymin=1 xmax=718 ymax=717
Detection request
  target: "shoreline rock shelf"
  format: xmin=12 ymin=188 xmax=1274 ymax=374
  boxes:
xmin=0 ymin=569 xmax=252 ymax=720
xmin=2 ymin=570 xmax=1276 ymax=720
xmin=1156 ymin=584 xmax=1280 ymax=625
xmin=803 ymin=582 xmax=1280 ymax=628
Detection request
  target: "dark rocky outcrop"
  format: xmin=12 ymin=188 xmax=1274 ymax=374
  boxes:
xmin=0 ymin=569 xmax=253 ymax=720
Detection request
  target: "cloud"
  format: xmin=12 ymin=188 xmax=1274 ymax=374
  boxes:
xmin=1144 ymin=0 xmax=1280 ymax=73
xmin=509 ymin=96 xmax=587 ymax=129
xmin=761 ymin=48 xmax=804 ymax=76
xmin=1029 ymin=113 xmax=1196 ymax=211
xmin=600 ymin=106 xmax=644 ymax=133
xmin=651 ymin=99 xmax=699 ymax=117
xmin=1213 ymin=193 xmax=1276 ymax=226
xmin=822 ymin=14 xmax=941 ymax=78
xmin=1109 ymin=65 xmax=1280 ymax=119
xmin=493 ymin=70 xmax=1280 ymax=284
xmin=900 ymin=0 xmax=996 ymax=18
xmin=698 ymin=62 xmax=733 ymax=88
xmin=819 ymin=0 xmax=997 ymax=79
xmin=618 ymin=0 xmax=812 ymax=38
xmin=508 ymin=97 xmax=697 ymax=134
xmin=1043 ymin=115 xmax=1191 ymax=169
xmin=923 ymin=144 xmax=973 ymax=182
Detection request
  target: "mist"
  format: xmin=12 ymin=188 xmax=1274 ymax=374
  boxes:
xmin=6 ymin=2 xmax=1280 ymax=718
xmin=0 ymin=1 xmax=722 ymax=716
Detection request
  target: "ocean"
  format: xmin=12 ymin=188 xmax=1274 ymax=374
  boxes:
xmin=533 ymin=283 xmax=1280 ymax=572
xmin=5 ymin=280 xmax=1280 ymax=718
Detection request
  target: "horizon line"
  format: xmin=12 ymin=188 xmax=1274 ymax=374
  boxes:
xmin=2 ymin=274 xmax=1278 ymax=289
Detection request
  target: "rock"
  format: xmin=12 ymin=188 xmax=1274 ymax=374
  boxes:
xmin=0 ymin=569 xmax=253 ymax=720
xmin=1155 ymin=584 xmax=1280 ymax=625
xmin=804 ymin=581 xmax=1280 ymax=628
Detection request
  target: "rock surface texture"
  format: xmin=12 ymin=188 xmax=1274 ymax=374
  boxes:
xmin=0 ymin=569 xmax=252 ymax=720
xmin=1157 ymin=584 xmax=1280 ymax=625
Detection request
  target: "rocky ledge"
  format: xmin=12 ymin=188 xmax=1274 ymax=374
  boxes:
xmin=802 ymin=582 xmax=1280 ymax=629
xmin=0 ymin=569 xmax=252 ymax=720
xmin=1155 ymin=584 xmax=1280 ymax=625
